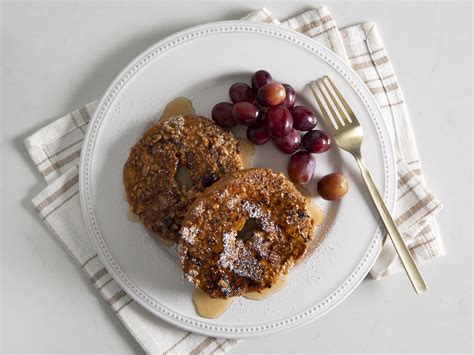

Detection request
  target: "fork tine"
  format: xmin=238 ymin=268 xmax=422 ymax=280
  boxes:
xmin=320 ymin=77 xmax=351 ymax=126
xmin=324 ymin=76 xmax=358 ymax=123
xmin=315 ymin=79 xmax=343 ymax=129
xmin=309 ymin=81 xmax=339 ymax=133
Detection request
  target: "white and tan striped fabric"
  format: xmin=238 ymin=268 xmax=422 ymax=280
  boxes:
xmin=25 ymin=7 xmax=443 ymax=354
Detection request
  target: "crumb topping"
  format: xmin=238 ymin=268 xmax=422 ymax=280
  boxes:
xmin=179 ymin=168 xmax=314 ymax=298
xmin=123 ymin=114 xmax=243 ymax=242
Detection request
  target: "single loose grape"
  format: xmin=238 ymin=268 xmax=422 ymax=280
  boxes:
xmin=317 ymin=173 xmax=349 ymax=200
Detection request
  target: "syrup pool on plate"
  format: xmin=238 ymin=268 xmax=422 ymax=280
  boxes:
xmin=124 ymin=192 xmax=141 ymax=223
xmin=307 ymin=201 xmax=324 ymax=226
xmin=127 ymin=211 xmax=140 ymax=223
xmin=160 ymin=96 xmax=195 ymax=119
xmin=193 ymin=274 xmax=288 ymax=319
xmin=236 ymin=137 xmax=255 ymax=168
xmin=193 ymin=288 xmax=233 ymax=319
xmin=296 ymin=184 xmax=325 ymax=226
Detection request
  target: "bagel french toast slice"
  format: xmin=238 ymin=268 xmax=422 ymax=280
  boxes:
xmin=179 ymin=168 xmax=315 ymax=298
xmin=123 ymin=115 xmax=243 ymax=242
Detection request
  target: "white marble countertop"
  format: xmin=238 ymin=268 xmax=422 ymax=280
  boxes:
xmin=1 ymin=1 xmax=472 ymax=353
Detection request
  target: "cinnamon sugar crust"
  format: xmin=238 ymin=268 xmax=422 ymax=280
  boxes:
xmin=179 ymin=168 xmax=314 ymax=298
xmin=123 ymin=115 xmax=243 ymax=242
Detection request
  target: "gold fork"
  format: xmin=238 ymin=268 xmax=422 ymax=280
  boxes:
xmin=310 ymin=75 xmax=428 ymax=294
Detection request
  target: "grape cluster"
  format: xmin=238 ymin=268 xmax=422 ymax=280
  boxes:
xmin=211 ymin=70 xmax=348 ymax=200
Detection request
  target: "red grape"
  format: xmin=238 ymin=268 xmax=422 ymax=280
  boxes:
xmin=302 ymin=130 xmax=331 ymax=153
xmin=229 ymin=82 xmax=255 ymax=103
xmin=281 ymin=84 xmax=296 ymax=108
xmin=232 ymin=102 xmax=259 ymax=126
xmin=317 ymin=173 xmax=348 ymax=200
xmin=211 ymin=102 xmax=236 ymax=128
xmin=265 ymin=106 xmax=293 ymax=137
xmin=247 ymin=119 xmax=271 ymax=145
xmin=291 ymin=106 xmax=317 ymax=131
xmin=251 ymin=70 xmax=272 ymax=92
xmin=256 ymin=83 xmax=286 ymax=107
xmin=273 ymin=129 xmax=301 ymax=154
xmin=287 ymin=151 xmax=316 ymax=185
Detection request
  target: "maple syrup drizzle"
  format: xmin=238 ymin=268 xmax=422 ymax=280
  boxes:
xmin=307 ymin=202 xmax=324 ymax=226
xmin=157 ymin=236 xmax=175 ymax=247
xmin=160 ymin=96 xmax=195 ymax=119
xmin=193 ymin=288 xmax=233 ymax=319
xmin=296 ymin=184 xmax=325 ymax=226
xmin=236 ymin=137 xmax=255 ymax=168
xmin=127 ymin=211 xmax=140 ymax=223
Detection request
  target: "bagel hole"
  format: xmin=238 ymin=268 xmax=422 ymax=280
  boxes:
xmin=175 ymin=165 xmax=193 ymax=190
xmin=236 ymin=218 xmax=260 ymax=242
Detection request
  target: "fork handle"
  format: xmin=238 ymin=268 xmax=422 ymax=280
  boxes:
xmin=354 ymin=155 xmax=428 ymax=294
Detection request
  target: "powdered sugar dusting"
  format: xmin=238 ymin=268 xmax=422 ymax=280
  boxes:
xmin=242 ymin=200 xmax=263 ymax=218
xmin=192 ymin=201 xmax=205 ymax=216
xmin=219 ymin=232 xmax=237 ymax=269
xmin=242 ymin=200 xmax=278 ymax=233
xmin=226 ymin=196 xmax=239 ymax=209
xmin=180 ymin=225 xmax=199 ymax=245
xmin=186 ymin=268 xmax=199 ymax=282
xmin=218 ymin=230 xmax=264 ymax=282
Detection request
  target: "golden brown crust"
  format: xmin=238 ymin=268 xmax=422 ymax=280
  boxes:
xmin=123 ymin=115 xmax=243 ymax=242
xmin=178 ymin=168 xmax=315 ymax=298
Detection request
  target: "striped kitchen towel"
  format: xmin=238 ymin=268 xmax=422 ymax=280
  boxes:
xmin=25 ymin=7 xmax=443 ymax=354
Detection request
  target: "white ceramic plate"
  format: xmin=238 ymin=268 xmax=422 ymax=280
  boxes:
xmin=80 ymin=21 xmax=396 ymax=338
